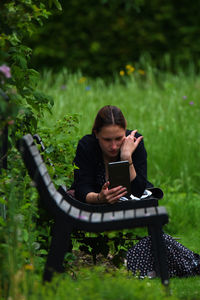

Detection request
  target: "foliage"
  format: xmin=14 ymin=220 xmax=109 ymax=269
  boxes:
xmin=0 ymin=112 xmax=81 ymax=297
xmin=37 ymin=114 xmax=80 ymax=187
xmin=0 ymin=0 xmax=60 ymax=144
xmin=27 ymin=0 xmax=200 ymax=77
xmin=0 ymin=150 xmax=43 ymax=298
xmin=0 ymin=0 xmax=62 ymax=298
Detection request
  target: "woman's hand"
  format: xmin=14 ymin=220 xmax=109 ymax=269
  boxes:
xmin=99 ymin=181 xmax=127 ymax=204
xmin=120 ymin=130 xmax=143 ymax=162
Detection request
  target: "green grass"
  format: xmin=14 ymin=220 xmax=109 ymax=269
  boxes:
xmin=6 ymin=266 xmax=200 ymax=300
xmin=39 ymin=67 xmax=200 ymax=193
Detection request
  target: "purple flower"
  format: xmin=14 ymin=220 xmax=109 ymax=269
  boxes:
xmin=189 ymin=101 xmax=194 ymax=105
xmin=85 ymin=86 xmax=91 ymax=91
xmin=0 ymin=65 xmax=11 ymax=78
xmin=61 ymin=84 xmax=67 ymax=90
xmin=182 ymin=96 xmax=187 ymax=100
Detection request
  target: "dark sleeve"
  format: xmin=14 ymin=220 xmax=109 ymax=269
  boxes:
xmin=72 ymin=138 xmax=98 ymax=202
xmin=130 ymin=136 xmax=147 ymax=197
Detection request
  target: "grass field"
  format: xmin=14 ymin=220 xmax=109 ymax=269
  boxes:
xmin=39 ymin=67 xmax=200 ymax=194
xmin=2 ymin=66 xmax=200 ymax=299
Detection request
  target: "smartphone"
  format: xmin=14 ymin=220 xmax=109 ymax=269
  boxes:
xmin=108 ymin=160 xmax=131 ymax=196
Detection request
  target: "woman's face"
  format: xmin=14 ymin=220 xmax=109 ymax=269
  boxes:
xmin=95 ymin=125 xmax=126 ymax=161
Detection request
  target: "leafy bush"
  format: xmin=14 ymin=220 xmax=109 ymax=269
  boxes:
xmin=37 ymin=114 xmax=80 ymax=187
xmin=0 ymin=1 xmax=62 ymax=297
xmin=0 ymin=0 xmax=63 ymax=146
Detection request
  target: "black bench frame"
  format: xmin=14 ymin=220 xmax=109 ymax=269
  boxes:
xmin=17 ymin=134 xmax=169 ymax=285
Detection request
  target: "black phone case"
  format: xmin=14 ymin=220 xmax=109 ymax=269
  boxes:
xmin=108 ymin=160 xmax=131 ymax=196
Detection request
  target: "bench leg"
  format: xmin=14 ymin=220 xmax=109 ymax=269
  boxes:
xmin=43 ymin=217 xmax=73 ymax=282
xmin=149 ymin=225 xmax=169 ymax=286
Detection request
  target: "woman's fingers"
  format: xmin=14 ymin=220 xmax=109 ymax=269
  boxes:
xmin=106 ymin=186 xmax=127 ymax=203
xmin=103 ymin=181 xmax=110 ymax=189
xmin=107 ymin=189 xmax=128 ymax=204
xmin=126 ymin=131 xmax=143 ymax=149
xmin=101 ymin=183 xmax=128 ymax=204
xmin=134 ymin=135 xmax=143 ymax=146
xmin=130 ymin=130 xmax=137 ymax=138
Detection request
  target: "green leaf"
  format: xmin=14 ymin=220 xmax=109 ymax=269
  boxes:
xmin=45 ymin=145 xmax=54 ymax=153
xmin=32 ymin=90 xmax=50 ymax=104
xmin=11 ymin=65 xmax=25 ymax=88
xmin=8 ymin=32 xmax=21 ymax=46
xmin=39 ymin=249 xmax=48 ymax=255
xmin=0 ymin=197 xmax=6 ymax=205
xmin=0 ymin=216 xmax=6 ymax=227
xmin=50 ymin=0 xmax=62 ymax=10
xmin=28 ymin=69 xmax=40 ymax=86
xmin=12 ymin=53 xmax=27 ymax=69
xmin=23 ymin=229 xmax=29 ymax=242
xmin=21 ymin=203 xmax=31 ymax=210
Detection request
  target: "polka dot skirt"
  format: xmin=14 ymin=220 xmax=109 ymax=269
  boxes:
xmin=126 ymin=234 xmax=200 ymax=278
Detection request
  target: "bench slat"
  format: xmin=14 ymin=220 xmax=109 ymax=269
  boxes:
xmin=34 ymin=154 xmax=43 ymax=166
xmin=69 ymin=206 xmax=80 ymax=218
xmin=103 ymin=212 xmax=114 ymax=222
xmin=124 ymin=209 xmax=135 ymax=219
xmin=79 ymin=210 xmax=91 ymax=221
xmin=38 ymin=163 xmax=48 ymax=176
xmin=24 ymin=134 xmax=33 ymax=146
xmin=60 ymin=200 xmax=71 ymax=213
xmin=43 ymin=173 xmax=52 ymax=186
xmin=135 ymin=208 xmax=146 ymax=218
xmin=145 ymin=207 xmax=157 ymax=216
xmin=91 ymin=213 xmax=102 ymax=223
xmin=113 ymin=210 xmax=124 ymax=220
xmin=47 ymin=182 xmax=57 ymax=196
xmin=157 ymin=206 xmax=167 ymax=215
xmin=29 ymin=145 xmax=40 ymax=156
xmin=54 ymin=192 xmax=63 ymax=205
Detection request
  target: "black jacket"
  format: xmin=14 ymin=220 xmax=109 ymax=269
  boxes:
xmin=71 ymin=130 xmax=149 ymax=202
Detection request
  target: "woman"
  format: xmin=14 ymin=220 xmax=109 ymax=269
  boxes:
xmin=71 ymin=105 xmax=150 ymax=204
xmin=71 ymin=105 xmax=200 ymax=278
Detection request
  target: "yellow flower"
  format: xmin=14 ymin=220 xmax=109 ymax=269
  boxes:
xmin=125 ymin=64 xmax=132 ymax=70
xmin=119 ymin=70 xmax=125 ymax=76
xmin=78 ymin=77 xmax=87 ymax=83
xmin=138 ymin=69 xmax=145 ymax=75
xmin=125 ymin=65 xmax=135 ymax=75
xmin=127 ymin=68 xmax=135 ymax=75
xmin=25 ymin=264 xmax=34 ymax=271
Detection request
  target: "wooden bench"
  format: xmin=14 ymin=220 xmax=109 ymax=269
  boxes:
xmin=17 ymin=134 xmax=169 ymax=285
xmin=33 ymin=133 xmax=165 ymax=262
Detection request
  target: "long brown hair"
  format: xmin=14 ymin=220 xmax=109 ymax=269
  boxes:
xmin=92 ymin=105 xmax=126 ymax=133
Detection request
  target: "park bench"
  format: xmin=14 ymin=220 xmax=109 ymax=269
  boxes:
xmin=17 ymin=134 xmax=169 ymax=285
xmin=33 ymin=133 xmax=165 ymax=262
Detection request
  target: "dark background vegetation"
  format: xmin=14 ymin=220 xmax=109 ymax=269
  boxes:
xmin=27 ymin=0 xmax=200 ymax=77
